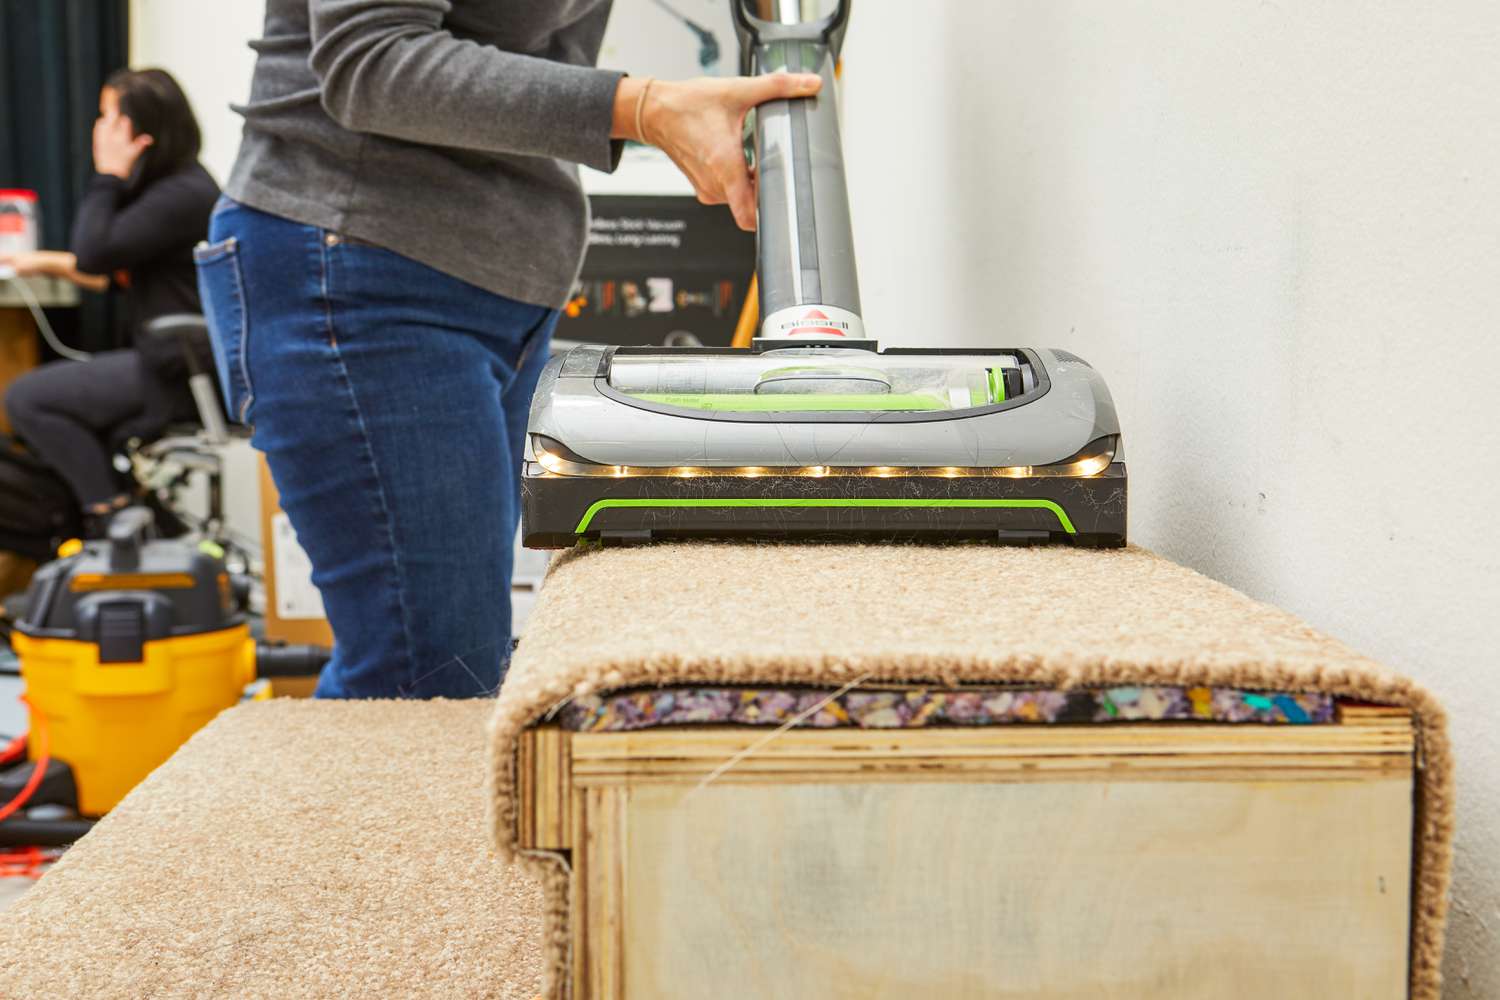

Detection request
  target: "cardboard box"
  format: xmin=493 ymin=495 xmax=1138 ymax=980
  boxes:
xmin=257 ymin=456 xmax=333 ymax=649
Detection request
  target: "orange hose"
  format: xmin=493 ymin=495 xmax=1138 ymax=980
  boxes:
xmin=731 ymin=273 xmax=759 ymax=348
xmin=0 ymin=696 xmax=48 ymax=824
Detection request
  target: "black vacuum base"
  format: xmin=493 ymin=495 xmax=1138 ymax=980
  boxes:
xmin=521 ymin=465 xmax=1126 ymax=549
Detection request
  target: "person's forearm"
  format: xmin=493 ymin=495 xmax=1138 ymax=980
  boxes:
xmin=58 ymin=253 xmax=111 ymax=292
xmin=7 ymin=251 xmax=108 ymax=291
xmin=309 ymin=1 xmax=623 ymax=170
xmin=18 ymin=251 xmax=72 ymax=279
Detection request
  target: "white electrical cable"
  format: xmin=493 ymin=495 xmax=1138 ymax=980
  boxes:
xmin=0 ymin=271 xmax=94 ymax=363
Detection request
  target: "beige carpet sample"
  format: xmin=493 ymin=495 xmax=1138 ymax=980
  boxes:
xmin=488 ymin=542 xmax=1454 ymax=999
xmin=0 ymin=699 xmax=545 ymax=999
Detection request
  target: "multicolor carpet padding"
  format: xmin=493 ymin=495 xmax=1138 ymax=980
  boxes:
xmin=489 ymin=542 xmax=1454 ymax=1000
xmin=559 ymin=683 xmax=1336 ymax=732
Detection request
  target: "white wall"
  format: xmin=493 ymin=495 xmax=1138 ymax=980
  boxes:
xmin=598 ymin=0 xmax=736 ymax=78
xmin=128 ymin=0 xmax=265 ymax=184
xmin=128 ymin=1 xmax=267 ymax=554
xmin=841 ymin=3 xmax=1500 ymax=994
xmin=130 ymin=1 xmax=1499 ymax=990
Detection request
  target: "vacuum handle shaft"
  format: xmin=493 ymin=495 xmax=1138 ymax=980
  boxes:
xmin=735 ymin=1 xmax=864 ymax=340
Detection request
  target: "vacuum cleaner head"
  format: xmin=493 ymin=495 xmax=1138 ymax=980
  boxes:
xmin=520 ymin=342 xmax=1126 ymax=548
xmin=520 ymin=0 xmax=1127 ymax=549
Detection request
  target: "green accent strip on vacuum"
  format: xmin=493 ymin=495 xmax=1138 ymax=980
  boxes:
xmin=987 ymin=368 xmax=1006 ymax=403
xmin=634 ymin=393 xmax=948 ymax=412
xmin=574 ymin=498 xmax=1077 ymax=535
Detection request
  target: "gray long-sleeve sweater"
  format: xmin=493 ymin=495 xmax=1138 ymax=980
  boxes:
xmin=226 ymin=0 xmax=623 ymax=308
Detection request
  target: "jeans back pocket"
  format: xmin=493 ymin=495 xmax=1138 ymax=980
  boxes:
xmin=194 ymin=237 xmax=254 ymax=424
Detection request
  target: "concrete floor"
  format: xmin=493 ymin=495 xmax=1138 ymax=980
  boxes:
xmin=0 ymin=670 xmax=25 ymax=734
xmin=0 ymin=871 xmax=35 ymax=910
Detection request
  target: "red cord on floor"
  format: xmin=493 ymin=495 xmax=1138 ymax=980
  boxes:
xmin=0 ymin=845 xmax=59 ymax=879
xmin=0 ymin=732 xmax=25 ymax=767
xmin=0 ymin=695 xmax=49 ymax=824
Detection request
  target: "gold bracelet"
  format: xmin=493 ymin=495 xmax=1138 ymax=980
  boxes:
xmin=634 ymin=78 xmax=655 ymax=145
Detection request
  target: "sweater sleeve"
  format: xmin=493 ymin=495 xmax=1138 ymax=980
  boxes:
xmin=308 ymin=0 xmax=625 ymax=171
xmin=70 ymin=173 xmax=211 ymax=276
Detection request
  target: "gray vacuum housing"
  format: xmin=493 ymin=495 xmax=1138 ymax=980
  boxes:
xmin=520 ymin=0 xmax=1127 ymax=548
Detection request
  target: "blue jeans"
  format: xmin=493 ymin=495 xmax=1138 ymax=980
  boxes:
xmin=196 ymin=198 xmax=556 ymax=698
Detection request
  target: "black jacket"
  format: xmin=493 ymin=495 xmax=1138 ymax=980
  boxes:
xmin=70 ymin=162 xmax=220 ymax=434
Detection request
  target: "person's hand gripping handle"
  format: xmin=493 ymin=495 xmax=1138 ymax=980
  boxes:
xmin=612 ymin=72 xmax=823 ymax=232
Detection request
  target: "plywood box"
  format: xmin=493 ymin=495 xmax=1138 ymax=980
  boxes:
xmin=518 ymin=705 xmax=1414 ymax=1000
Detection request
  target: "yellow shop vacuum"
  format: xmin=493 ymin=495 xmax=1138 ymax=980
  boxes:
xmin=8 ymin=508 xmax=254 ymax=818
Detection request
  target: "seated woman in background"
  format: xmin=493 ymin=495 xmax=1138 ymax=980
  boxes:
xmin=0 ymin=68 xmax=217 ymax=534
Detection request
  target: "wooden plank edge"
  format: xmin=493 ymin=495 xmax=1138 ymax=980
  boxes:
xmin=517 ymin=726 xmax=574 ymax=851
xmin=568 ymin=722 xmax=1414 ymax=762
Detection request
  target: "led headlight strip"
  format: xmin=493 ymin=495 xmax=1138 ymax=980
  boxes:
xmin=531 ymin=438 xmax=1116 ymax=480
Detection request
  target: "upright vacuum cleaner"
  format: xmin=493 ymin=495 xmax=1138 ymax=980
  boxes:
xmin=521 ymin=0 xmax=1127 ymax=548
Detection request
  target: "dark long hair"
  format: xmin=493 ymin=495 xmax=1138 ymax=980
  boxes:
xmin=104 ymin=68 xmax=201 ymax=188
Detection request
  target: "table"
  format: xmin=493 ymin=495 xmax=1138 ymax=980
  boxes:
xmin=0 ymin=275 xmax=79 ymax=434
